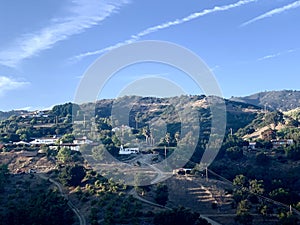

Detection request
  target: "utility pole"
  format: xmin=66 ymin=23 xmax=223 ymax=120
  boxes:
xmin=205 ymin=167 xmax=208 ymax=182
xmin=264 ymin=104 xmax=267 ymax=113
xmin=83 ymin=114 xmax=86 ymax=129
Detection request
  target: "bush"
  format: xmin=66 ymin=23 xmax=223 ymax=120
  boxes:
xmin=256 ymin=152 xmax=269 ymax=166
xmin=226 ymin=147 xmax=243 ymax=160
xmin=155 ymin=184 xmax=168 ymax=206
xmin=59 ymin=165 xmax=86 ymax=187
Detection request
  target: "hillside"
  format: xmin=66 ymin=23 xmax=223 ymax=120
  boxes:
xmin=93 ymin=95 xmax=261 ymax=132
xmin=230 ymin=90 xmax=300 ymax=111
xmin=2 ymin=94 xmax=300 ymax=224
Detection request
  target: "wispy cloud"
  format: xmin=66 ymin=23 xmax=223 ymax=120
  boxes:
xmin=15 ymin=106 xmax=33 ymax=111
xmin=73 ymin=0 xmax=257 ymax=61
xmin=258 ymin=49 xmax=297 ymax=61
xmin=0 ymin=0 xmax=130 ymax=67
xmin=0 ymin=76 xmax=29 ymax=96
xmin=258 ymin=53 xmax=281 ymax=61
xmin=241 ymin=0 xmax=300 ymax=26
xmin=210 ymin=65 xmax=221 ymax=72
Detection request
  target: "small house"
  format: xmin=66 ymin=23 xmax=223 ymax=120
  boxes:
xmin=248 ymin=142 xmax=256 ymax=150
xmin=118 ymin=145 xmax=139 ymax=155
xmin=271 ymin=139 xmax=294 ymax=148
xmin=30 ymin=137 xmax=58 ymax=145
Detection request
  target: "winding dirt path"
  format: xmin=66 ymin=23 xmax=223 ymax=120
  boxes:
xmin=37 ymin=173 xmax=86 ymax=225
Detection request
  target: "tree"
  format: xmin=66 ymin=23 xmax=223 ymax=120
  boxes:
xmin=235 ymin=200 xmax=253 ymax=225
xmin=89 ymin=207 xmax=99 ymax=225
xmin=233 ymin=174 xmax=248 ymax=204
xmin=226 ymin=146 xmax=243 ymax=160
xmin=0 ymin=189 xmax=74 ymax=225
xmin=7 ymin=133 xmax=20 ymax=142
xmin=249 ymin=179 xmax=264 ymax=195
xmin=0 ymin=164 xmax=9 ymax=192
xmin=155 ymin=183 xmax=168 ymax=206
xmin=285 ymin=144 xmax=300 ymax=161
xmin=59 ymin=165 xmax=86 ymax=187
xmin=258 ymin=204 xmax=273 ymax=221
xmin=255 ymin=152 xmax=269 ymax=165
xmin=233 ymin=174 xmax=247 ymax=187
xmin=59 ymin=134 xmax=75 ymax=143
xmin=278 ymin=211 xmax=299 ymax=225
xmin=57 ymin=147 xmax=72 ymax=163
xmin=269 ymin=188 xmax=289 ymax=203
xmin=91 ymin=145 xmax=106 ymax=161
xmin=248 ymin=179 xmax=264 ymax=203
xmin=16 ymin=128 xmax=32 ymax=141
xmin=153 ymin=207 xmax=210 ymax=225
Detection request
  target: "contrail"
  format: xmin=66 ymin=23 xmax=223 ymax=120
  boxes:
xmin=73 ymin=0 xmax=257 ymax=61
xmin=241 ymin=0 xmax=300 ymax=26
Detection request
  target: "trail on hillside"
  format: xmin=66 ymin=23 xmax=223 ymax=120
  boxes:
xmin=37 ymin=173 xmax=86 ymax=225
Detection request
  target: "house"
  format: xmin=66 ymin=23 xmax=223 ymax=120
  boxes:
xmin=58 ymin=137 xmax=94 ymax=151
xmin=271 ymin=139 xmax=294 ymax=148
xmin=60 ymin=143 xmax=80 ymax=151
xmin=112 ymin=125 xmax=131 ymax=133
xmin=14 ymin=141 xmax=30 ymax=146
xmin=248 ymin=142 xmax=257 ymax=150
xmin=30 ymin=137 xmax=58 ymax=145
xmin=73 ymin=136 xmax=93 ymax=145
xmin=28 ymin=169 xmax=37 ymax=174
xmin=118 ymin=145 xmax=139 ymax=155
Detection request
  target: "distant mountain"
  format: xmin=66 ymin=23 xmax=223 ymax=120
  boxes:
xmin=0 ymin=110 xmax=28 ymax=120
xmin=230 ymin=90 xmax=300 ymax=111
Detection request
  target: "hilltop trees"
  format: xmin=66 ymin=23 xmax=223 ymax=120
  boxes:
xmin=50 ymin=102 xmax=79 ymax=118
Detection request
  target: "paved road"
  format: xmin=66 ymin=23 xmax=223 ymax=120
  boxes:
xmin=37 ymin=173 xmax=86 ymax=225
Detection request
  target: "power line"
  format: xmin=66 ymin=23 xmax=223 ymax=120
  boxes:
xmin=206 ymin=168 xmax=300 ymax=216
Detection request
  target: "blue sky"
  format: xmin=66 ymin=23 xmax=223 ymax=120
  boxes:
xmin=0 ymin=0 xmax=299 ymax=111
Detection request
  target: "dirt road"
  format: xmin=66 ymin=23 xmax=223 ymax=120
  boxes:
xmin=37 ymin=173 xmax=86 ymax=225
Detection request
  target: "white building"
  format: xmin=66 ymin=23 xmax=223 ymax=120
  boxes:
xmin=112 ymin=125 xmax=131 ymax=133
xmin=271 ymin=139 xmax=294 ymax=148
xmin=248 ymin=142 xmax=256 ymax=150
xmin=73 ymin=137 xmax=93 ymax=145
xmin=30 ymin=137 xmax=58 ymax=145
xmin=119 ymin=145 xmax=139 ymax=155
